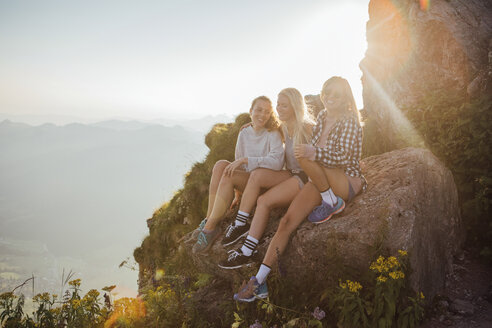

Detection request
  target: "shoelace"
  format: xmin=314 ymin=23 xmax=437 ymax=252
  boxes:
xmin=225 ymin=224 xmax=237 ymax=238
xmin=227 ymin=250 xmax=241 ymax=261
xmin=196 ymin=231 xmax=208 ymax=245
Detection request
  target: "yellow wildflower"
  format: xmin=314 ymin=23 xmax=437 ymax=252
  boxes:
xmin=387 ymin=256 xmax=399 ymax=268
xmin=339 ymin=279 xmax=347 ymax=289
xmin=420 ymin=292 xmax=425 ymax=299
xmin=398 ymin=250 xmax=408 ymax=257
xmin=377 ymin=275 xmax=387 ymax=283
xmin=347 ymin=280 xmax=363 ymax=293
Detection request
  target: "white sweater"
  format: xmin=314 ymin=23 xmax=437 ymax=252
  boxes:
xmin=235 ymin=126 xmax=284 ymax=172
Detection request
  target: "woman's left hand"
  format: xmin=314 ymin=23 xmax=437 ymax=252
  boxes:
xmin=294 ymin=144 xmax=316 ymax=161
xmin=224 ymin=158 xmax=247 ymax=177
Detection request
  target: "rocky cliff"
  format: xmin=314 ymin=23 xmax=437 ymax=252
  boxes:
xmin=361 ymin=0 xmax=492 ymax=154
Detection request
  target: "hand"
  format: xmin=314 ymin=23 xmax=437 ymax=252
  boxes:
xmin=224 ymin=158 xmax=247 ymax=177
xmin=294 ymin=144 xmax=316 ymax=161
xmin=239 ymin=122 xmax=252 ymax=131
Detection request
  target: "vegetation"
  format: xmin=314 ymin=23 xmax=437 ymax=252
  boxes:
xmin=363 ymin=91 xmax=492 ymax=262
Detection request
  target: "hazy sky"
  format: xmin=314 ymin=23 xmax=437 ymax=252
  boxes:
xmin=0 ymin=0 xmax=369 ymax=121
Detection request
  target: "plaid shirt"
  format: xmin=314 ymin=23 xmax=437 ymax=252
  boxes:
xmin=311 ymin=109 xmax=367 ymax=190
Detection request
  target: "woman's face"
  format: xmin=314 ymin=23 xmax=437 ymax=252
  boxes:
xmin=276 ymin=94 xmax=295 ymax=123
xmin=250 ymin=99 xmax=272 ymax=129
xmin=322 ymin=88 xmax=345 ymax=113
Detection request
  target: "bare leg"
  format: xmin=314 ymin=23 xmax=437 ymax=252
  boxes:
xmin=238 ymin=169 xmax=292 ymax=214
xmin=262 ymin=182 xmax=321 ymax=267
xmin=207 ymin=160 xmax=230 ymax=217
xmin=248 ymin=177 xmax=301 ymax=241
xmin=205 ymin=170 xmax=250 ymax=231
xmin=298 ymin=158 xmax=351 ymax=201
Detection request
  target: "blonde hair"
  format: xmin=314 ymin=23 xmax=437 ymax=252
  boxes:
xmin=250 ymin=96 xmax=281 ymax=132
xmin=278 ymin=88 xmax=314 ymax=145
xmin=320 ymin=76 xmax=360 ymax=123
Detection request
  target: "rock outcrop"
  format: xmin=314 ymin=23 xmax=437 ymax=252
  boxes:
xmin=186 ymin=147 xmax=463 ymax=299
xmin=361 ymin=0 xmax=492 ymax=152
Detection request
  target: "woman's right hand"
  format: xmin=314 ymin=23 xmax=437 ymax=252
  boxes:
xmin=294 ymin=144 xmax=316 ymax=161
xmin=224 ymin=158 xmax=247 ymax=177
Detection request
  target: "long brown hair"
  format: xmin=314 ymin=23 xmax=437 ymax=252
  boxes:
xmin=320 ymin=77 xmax=361 ymax=124
xmin=250 ymin=96 xmax=281 ymax=132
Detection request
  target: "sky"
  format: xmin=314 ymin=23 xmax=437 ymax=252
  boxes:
xmin=0 ymin=0 xmax=369 ymax=121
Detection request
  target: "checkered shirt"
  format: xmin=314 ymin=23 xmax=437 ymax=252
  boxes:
xmin=311 ymin=109 xmax=367 ymax=190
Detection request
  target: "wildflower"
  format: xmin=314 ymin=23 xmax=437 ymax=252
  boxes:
xmin=420 ymin=292 xmax=425 ymax=299
xmin=249 ymin=319 xmax=262 ymax=328
xmin=398 ymin=249 xmax=408 ymax=257
xmin=312 ymin=307 xmax=326 ymax=320
xmin=389 ymin=271 xmax=405 ymax=280
xmin=339 ymin=279 xmax=347 ymax=289
xmin=377 ymin=275 xmax=387 ymax=283
xmin=387 ymin=256 xmax=399 ymax=268
xmin=347 ymin=280 xmax=363 ymax=293
xmin=69 ymin=278 xmax=81 ymax=287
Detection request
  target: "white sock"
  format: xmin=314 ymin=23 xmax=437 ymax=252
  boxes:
xmin=320 ymin=188 xmax=337 ymax=206
xmin=240 ymin=235 xmax=259 ymax=256
xmin=235 ymin=210 xmax=249 ymax=227
xmin=255 ymin=264 xmax=271 ymax=284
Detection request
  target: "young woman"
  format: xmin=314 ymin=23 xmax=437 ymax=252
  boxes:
xmin=234 ymin=76 xmax=366 ymax=302
xmin=218 ymin=87 xmax=314 ymax=269
xmin=192 ymin=96 xmax=284 ymax=254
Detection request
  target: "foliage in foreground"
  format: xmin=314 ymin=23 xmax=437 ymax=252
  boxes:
xmin=1 ymin=251 xmax=424 ymax=327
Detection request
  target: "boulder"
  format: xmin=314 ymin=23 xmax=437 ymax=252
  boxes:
xmin=185 ymin=147 xmax=464 ymax=299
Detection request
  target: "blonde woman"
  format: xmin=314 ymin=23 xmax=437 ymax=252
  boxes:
xmin=218 ymin=88 xmax=314 ymax=269
xmin=193 ymin=96 xmax=284 ymax=253
xmin=234 ymin=77 xmax=366 ymax=302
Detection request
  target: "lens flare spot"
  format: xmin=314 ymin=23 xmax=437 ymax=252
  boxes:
xmin=419 ymin=0 xmax=430 ymax=11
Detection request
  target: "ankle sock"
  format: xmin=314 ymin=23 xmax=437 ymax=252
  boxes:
xmin=234 ymin=210 xmax=249 ymax=227
xmin=255 ymin=264 xmax=271 ymax=285
xmin=240 ymin=235 xmax=258 ymax=256
xmin=320 ymin=188 xmax=337 ymax=206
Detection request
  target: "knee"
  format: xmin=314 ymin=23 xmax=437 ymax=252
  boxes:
xmin=276 ymin=214 xmax=295 ymax=236
xmin=213 ymin=160 xmax=229 ymax=175
xmin=248 ymin=169 xmax=264 ymax=187
xmin=256 ymin=194 xmax=271 ymax=211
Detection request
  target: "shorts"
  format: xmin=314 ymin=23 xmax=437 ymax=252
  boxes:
xmin=291 ymin=170 xmax=308 ymax=188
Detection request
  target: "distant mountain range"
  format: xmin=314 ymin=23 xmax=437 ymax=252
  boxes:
xmin=0 ymin=113 xmax=234 ymax=132
xmin=0 ymin=118 xmax=210 ymax=294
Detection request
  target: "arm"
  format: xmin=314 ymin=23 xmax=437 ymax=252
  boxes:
xmin=247 ymin=130 xmax=285 ymax=171
xmin=314 ymin=117 xmax=359 ymax=167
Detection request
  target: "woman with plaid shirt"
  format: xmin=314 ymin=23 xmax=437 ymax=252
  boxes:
xmin=234 ymin=77 xmax=366 ymax=302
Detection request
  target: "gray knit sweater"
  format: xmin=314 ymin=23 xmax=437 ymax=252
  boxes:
xmin=235 ymin=126 xmax=284 ymax=172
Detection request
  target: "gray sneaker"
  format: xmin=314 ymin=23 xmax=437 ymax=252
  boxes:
xmin=192 ymin=227 xmax=221 ymax=254
xmin=191 ymin=218 xmax=207 ymax=239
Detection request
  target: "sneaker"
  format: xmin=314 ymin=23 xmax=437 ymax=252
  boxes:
xmin=233 ymin=276 xmax=268 ymax=302
xmin=190 ymin=218 xmax=208 ymax=240
xmin=218 ymin=249 xmax=259 ymax=269
xmin=221 ymin=222 xmax=250 ymax=246
xmin=308 ymin=196 xmax=345 ymax=224
xmin=192 ymin=227 xmax=221 ymax=254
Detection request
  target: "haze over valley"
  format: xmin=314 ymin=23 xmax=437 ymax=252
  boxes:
xmin=0 ymin=118 xmax=211 ymax=296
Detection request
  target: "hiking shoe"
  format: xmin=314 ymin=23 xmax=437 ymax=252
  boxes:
xmin=233 ymin=276 xmax=268 ymax=302
xmin=222 ymin=222 xmax=250 ymax=246
xmin=218 ymin=249 xmax=259 ymax=269
xmin=308 ymin=196 xmax=345 ymax=224
xmin=192 ymin=227 xmax=221 ymax=254
xmin=190 ymin=218 xmax=207 ymax=240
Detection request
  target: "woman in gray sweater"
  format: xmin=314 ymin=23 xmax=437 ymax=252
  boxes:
xmin=192 ymin=96 xmax=284 ymax=253
xmin=218 ymin=88 xmax=314 ymax=269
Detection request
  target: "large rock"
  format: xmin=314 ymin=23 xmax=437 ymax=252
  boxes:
xmin=185 ymin=147 xmax=464 ymax=299
xmin=361 ymin=0 xmax=492 ymax=152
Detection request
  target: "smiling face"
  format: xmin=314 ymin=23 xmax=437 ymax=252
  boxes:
xmin=250 ymin=99 xmax=272 ymax=129
xmin=276 ymin=94 xmax=295 ymax=123
xmin=321 ymin=88 xmax=345 ymax=113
